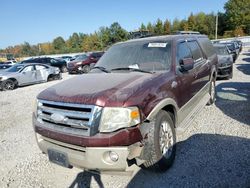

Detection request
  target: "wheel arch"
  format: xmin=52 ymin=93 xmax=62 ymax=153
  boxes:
xmin=8 ymin=78 xmax=18 ymax=85
xmin=146 ymin=98 xmax=178 ymax=128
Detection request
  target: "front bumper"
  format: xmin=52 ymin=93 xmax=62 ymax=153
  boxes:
xmin=217 ymin=65 xmax=232 ymax=77
xmin=36 ymin=133 xmax=136 ymax=171
xmin=67 ymin=64 xmax=82 ymax=73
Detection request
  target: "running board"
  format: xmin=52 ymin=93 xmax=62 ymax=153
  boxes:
xmin=176 ymin=93 xmax=210 ymax=134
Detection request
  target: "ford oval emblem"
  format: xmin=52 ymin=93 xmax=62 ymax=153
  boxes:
xmin=50 ymin=113 xmax=66 ymax=123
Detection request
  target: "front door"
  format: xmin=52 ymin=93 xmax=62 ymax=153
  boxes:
xmin=19 ymin=65 xmax=36 ymax=85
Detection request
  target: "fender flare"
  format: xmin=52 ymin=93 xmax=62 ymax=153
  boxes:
xmin=146 ymin=98 xmax=179 ymax=121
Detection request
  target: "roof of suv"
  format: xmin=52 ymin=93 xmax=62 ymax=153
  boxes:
xmin=117 ymin=34 xmax=208 ymax=45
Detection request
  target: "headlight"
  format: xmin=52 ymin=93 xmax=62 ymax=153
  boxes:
xmin=33 ymin=99 xmax=43 ymax=117
xmin=99 ymin=107 xmax=140 ymax=133
xmin=76 ymin=62 xmax=82 ymax=65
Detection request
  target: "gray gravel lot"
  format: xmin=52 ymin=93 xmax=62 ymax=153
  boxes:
xmin=0 ymin=50 xmax=249 ymax=188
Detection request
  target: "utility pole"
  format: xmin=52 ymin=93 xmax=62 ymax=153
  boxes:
xmin=215 ymin=13 xmax=218 ymax=40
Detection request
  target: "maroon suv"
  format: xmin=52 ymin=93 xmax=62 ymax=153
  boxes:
xmin=33 ymin=34 xmax=218 ymax=172
xmin=67 ymin=52 xmax=104 ymax=74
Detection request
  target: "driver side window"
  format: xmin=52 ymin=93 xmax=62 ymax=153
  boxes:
xmin=176 ymin=42 xmax=192 ymax=69
xmin=22 ymin=65 xmax=34 ymax=72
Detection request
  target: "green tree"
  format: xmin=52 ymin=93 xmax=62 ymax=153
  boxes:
xmin=154 ymin=18 xmax=164 ymax=35
xmin=147 ymin=22 xmax=154 ymax=33
xmin=224 ymin=0 xmax=250 ymax=34
xmin=163 ymin=19 xmax=171 ymax=34
xmin=172 ymin=18 xmax=181 ymax=32
xmin=109 ymin=22 xmax=128 ymax=43
xmin=52 ymin=36 xmax=66 ymax=53
xmin=187 ymin=13 xmax=196 ymax=31
xmin=140 ymin=23 xmax=146 ymax=31
xmin=67 ymin=33 xmax=81 ymax=52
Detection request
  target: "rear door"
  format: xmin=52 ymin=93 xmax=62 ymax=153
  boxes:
xmin=35 ymin=64 xmax=49 ymax=82
xmin=187 ymin=40 xmax=209 ymax=97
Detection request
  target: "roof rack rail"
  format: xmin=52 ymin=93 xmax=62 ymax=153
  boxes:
xmin=175 ymin=31 xmax=200 ymax=35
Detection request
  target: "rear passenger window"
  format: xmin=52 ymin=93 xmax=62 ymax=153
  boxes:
xmin=187 ymin=41 xmax=203 ymax=61
xmin=35 ymin=65 xmax=47 ymax=70
xmin=176 ymin=42 xmax=192 ymax=64
xmin=198 ymin=37 xmax=216 ymax=57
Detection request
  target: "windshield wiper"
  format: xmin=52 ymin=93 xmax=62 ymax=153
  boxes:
xmin=110 ymin=67 xmax=153 ymax=74
xmin=92 ymin=66 xmax=110 ymax=73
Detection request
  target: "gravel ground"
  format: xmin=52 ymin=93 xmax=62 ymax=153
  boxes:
xmin=0 ymin=50 xmax=249 ymax=188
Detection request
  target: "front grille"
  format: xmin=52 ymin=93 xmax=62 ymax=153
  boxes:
xmin=37 ymin=100 xmax=102 ymax=136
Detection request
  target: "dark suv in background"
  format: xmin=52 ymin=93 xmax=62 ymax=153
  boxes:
xmin=33 ymin=34 xmax=217 ymax=172
xmin=67 ymin=52 xmax=104 ymax=74
xmin=22 ymin=57 xmax=67 ymax=73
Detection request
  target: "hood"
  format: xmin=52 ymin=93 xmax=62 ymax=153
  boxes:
xmin=38 ymin=72 xmax=156 ymax=107
xmin=217 ymin=55 xmax=233 ymax=65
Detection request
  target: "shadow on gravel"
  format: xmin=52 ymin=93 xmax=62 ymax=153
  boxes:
xmin=215 ymin=82 xmax=250 ymax=125
xmin=127 ymin=134 xmax=250 ymax=188
xmin=242 ymin=57 xmax=250 ymax=63
xmin=237 ymin=64 xmax=250 ymax=75
xmin=69 ymin=171 xmax=104 ymax=188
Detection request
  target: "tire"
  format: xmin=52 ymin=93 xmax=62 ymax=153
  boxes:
xmin=82 ymin=65 xmax=90 ymax=73
xmin=228 ymin=68 xmax=233 ymax=79
xmin=142 ymin=110 xmax=176 ymax=172
xmin=60 ymin=65 xmax=67 ymax=73
xmin=2 ymin=79 xmax=16 ymax=91
xmin=47 ymin=75 xmax=53 ymax=82
xmin=207 ymin=79 xmax=216 ymax=105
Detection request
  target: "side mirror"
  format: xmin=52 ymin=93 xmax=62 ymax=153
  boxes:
xmin=179 ymin=58 xmax=194 ymax=72
xmin=90 ymin=57 xmax=95 ymax=61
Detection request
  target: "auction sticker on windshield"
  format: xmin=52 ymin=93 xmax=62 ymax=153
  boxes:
xmin=148 ymin=43 xmax=167 ymax=47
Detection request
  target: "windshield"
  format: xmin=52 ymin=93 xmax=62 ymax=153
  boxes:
xmin=95 ymin=40 xmax=172 ymax=72
xmin=75 ymin=54 xmax=88 ymax=61
xmin=6 ymin=64 xmax=24 ymax=72
xmin=214 ymin=46 xmax=229 ymax=55
xmin=225 ymin=43 xmax=235 ymax=51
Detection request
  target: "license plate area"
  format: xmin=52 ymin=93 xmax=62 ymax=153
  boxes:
xmin=48 ymin=149 xmax=72 ymax=168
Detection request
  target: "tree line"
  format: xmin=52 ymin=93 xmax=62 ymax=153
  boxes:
xmin=1 ymin=0 xmax=249 ymax=58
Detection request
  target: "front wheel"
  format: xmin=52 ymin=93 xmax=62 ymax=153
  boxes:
xmin=141 ymin=110 xmax=176 ymax=172
xmin=60 ymin=65 xmax=67 ymax=73
xmin=82 ymin=65 xmax=90 ymax=73
xmin=2 ymin=79 xmax=16 ymax=90
xmin=207 ymin=79 xmax=216 ymax=105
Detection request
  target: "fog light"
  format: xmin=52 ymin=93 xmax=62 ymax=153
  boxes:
xmin=109 ymin=151 xmax=119 ymax=162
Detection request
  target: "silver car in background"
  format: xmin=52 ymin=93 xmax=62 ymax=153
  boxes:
xmin=0 ymin=63 xmax=61 ymax=90
xmin=213 ymin=44 xmax=233 ymax=79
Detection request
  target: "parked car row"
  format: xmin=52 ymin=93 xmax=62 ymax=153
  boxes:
xmin=0 ymin=63 xmax=61 ymax=91
xmin=67 ymin=52 xmax=104 ymax=74
xmin=21 ymin=57 xmax=68 ymax=73
xmin=0 ymin=35 xmax=242 ymax=92
xmin=211 ymin=39 xmax=243 ymax=79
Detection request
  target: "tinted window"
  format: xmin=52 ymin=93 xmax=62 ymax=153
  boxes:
xmin=176 ymin=42 xmax=192 ymax=64
xmin=6 ymin=64 xmax=24 ymax=72
xmin=96 ymin=40 xmax=172 ymax=72
xmin=76 ymin=54 xmax=88 ymax=61
xmin=35 ymin=65 xmax=47 ymax=70
xmin=214 ymin=46 xmax=229 ymax=55
xmin=198 ymin=37 xmax=216 ymax=57
xmin=187 ymin=41 xmax=203 ymax=61
xmin=22 ymin=65 xmax=34 ymax=72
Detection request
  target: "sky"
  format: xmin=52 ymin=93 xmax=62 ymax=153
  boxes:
xmin=0 ymin=0 xmax=228 ymax=49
